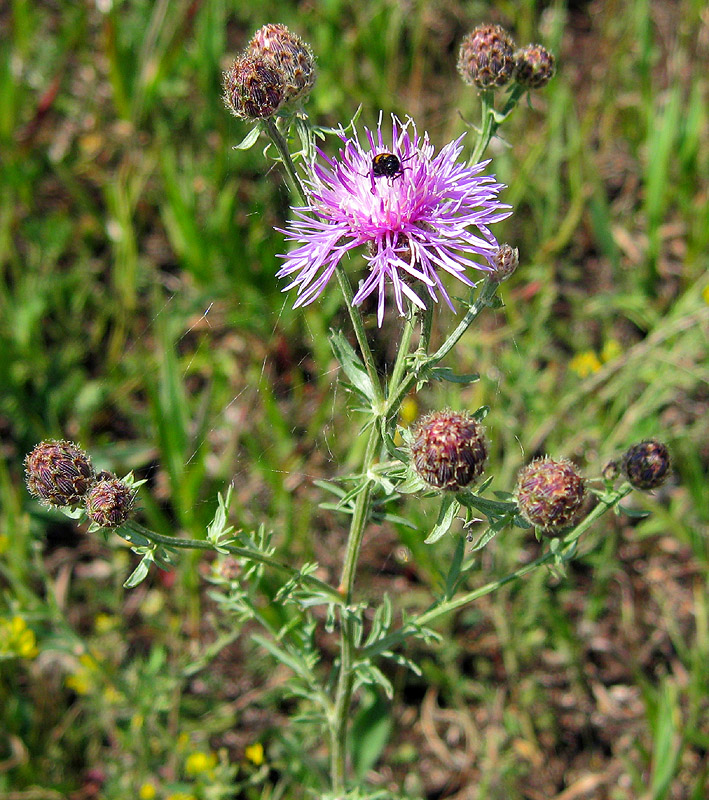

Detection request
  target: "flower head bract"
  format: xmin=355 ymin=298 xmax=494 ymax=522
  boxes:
xmin=277 ymin=114 xmax=512 ymax=326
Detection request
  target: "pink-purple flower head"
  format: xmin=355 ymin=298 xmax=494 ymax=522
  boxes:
xmin=277 ymin=115 xmax=512 ymax=326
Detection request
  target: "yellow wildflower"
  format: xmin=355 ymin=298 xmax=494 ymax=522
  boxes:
xmin=569 ymin=351 xmax=601 ymax=378
xmin=66 ymin=670 xmax=93 ymax=695
xmin=0 ymin=617 xmax=39 ymax=660
xmin=0 ymin=533 xmax=9 ymax=554
xmin=185 ymin=750 xmax=217 ymax=777
xmin=102 ymin=685 xmax=124 ymax=704
xmin=702 ymin=285 xmax=709 ymax=305
xmin=138 ymin=783 xmax=157 ymax=800
xmin=94 ymin=613 xmax=118 ymax=634
xmin=600 ymin=339 xmax=621 ymax=363
xmin=245 ymin=742 xmax=264 ymax=766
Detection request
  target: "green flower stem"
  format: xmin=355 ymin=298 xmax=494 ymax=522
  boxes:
xmin=264 ymin=117 xmax=307 ymax=204
xmin=121 ymin=520 xmax=343 ymax=604
xmin=362 ymin=485 xmax=633 ymax=659
xmin=335 ymin=264 xmax=385 ymax=407
xmin=469 ymin=84 xmax=526 ymax=165
xmin=384 ymin=278 xmax=498 ymax=421
xmin=418 ymin=303 xmax=434 ymax=355
xmin=429 ymin=277 xmax=497 ymax=363
xmin=330 ymin=423 xmax=381 ymax=793
xmin=470 ymin=88 xmax=495 ymax=165
xmin=387 ymin=306 xmax=418 ymax=400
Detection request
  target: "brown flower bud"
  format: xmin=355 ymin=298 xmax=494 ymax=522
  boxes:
xmin=516 ymin=457 xmax=586 ymax=535
xmin=490 ymin=243 xmax=519 ymax=282
xmin=514 ymin=44 xmax=556 ymax=89
xmin=411 ymin=410 xmax=488 ymax=491
xmin=621 ymin=440 xmax=671 ymax=490
xmin=247 ymin=23 xmax=316 ymax=105
xmin=223 ymin=55 xmax=286 ymax=119
xmin=85 ymin=478 xmax=134 ymax=528
xmin=458 ymin=24 xmax=516 ymax=89
xmin=25 ymin=440 xmax=95 ymax=507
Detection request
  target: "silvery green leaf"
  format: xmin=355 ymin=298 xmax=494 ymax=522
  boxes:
xmin=444 ymin=535 xmax=466 ymax=597
xmin=364 ymin=594 xmax=392 ymax=647
xmin=329 ymin=330 xmax=375 ymax=401
xmin=233 ymin=125 xmax=261 ymax=150
xmin=493 ymin=489 xmax=516 ymax=501
xmin=374 ymin=511 xmax=418 ymax=529
xmin=468 ymin=526 xmax=499 ymax=552
xmin=424 ymin=495 xmax=460 ymax=544
xmin=428 ymin=366 xmax=480 ymax=384
xmin=123 ymin=552 xmax=153 ymax=588
xmin=380 ymin=650 xmax=422 ymax=676
xmin=618 ymin=504 xmax=652 ymax=519
xmin=207 ymin=487 xmax=235 ymax=547
xmin=59 ymin=506 xmax=84 ymax=520
xmin=313 ymin=479 xmax=347 ymax=499
xmin=118 ymin=526 xmax=151 ymax=547
xmin=352 ymin=662 xmax=393 ymax=699
xmin=396 ymin=470 xmax=427 ymax=494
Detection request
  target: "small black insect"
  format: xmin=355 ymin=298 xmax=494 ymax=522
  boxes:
xmin=371 ymin=151 xmax=404 ymax=180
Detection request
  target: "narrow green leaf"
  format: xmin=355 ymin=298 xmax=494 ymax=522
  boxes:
xmin=428 ymin=366 xmax=480 ymax=384
xmin=469 ymin=526 xmax=499 ymax=552
xmin=233 ymin=125 xmax=261 ymax=150
xmin=123 ymin=554 xmax=153 ymax=588
xmin=444 ymin=535 xmax=465 ymax=597
xmin=353 ymin=662 xmax=394 ymax=699
xmin=329 ymin=329 xmax=375 ymax=401
xmin=424 ymin=495 xmax=460 ymax=544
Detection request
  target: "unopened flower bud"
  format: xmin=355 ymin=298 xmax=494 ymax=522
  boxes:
xmin=621 ymin=440 xmax=671 ymax=490
xmin=601 ymin=460 xmax=620 ymax=483
xmin=247 ymin=23 xmax=316 ymax=105
xmin=490 ymin=243 xmax=519 ymax=282
xmin=516 ymin=457 xmax=586 ymax=535
xmin=25 ymin=440 xmax=95 ymax=507
xmin=411 ymin=410 xmax=487 ymax=491
xmin=514 ymin=44 xmax=556 ymax=89
xmin=458 ymin=24 xmax=516 ymax=89
xmin=223 ymin=55 xmax=286 ymax=119
xmin=85 ymin=478 xmax=134 ymax=528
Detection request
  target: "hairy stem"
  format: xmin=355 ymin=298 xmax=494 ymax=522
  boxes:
xmin=264 ymin=117 xmax=307 ymax=203
xmin=330 ymin=423 xmax=380 ymax=792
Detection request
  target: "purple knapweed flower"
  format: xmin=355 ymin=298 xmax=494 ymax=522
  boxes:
xmin=277 ymin=114 xmax=512 ymax=326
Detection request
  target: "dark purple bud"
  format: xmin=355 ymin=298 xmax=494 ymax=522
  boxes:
xmin=411 ymin=410 xmax=488 ymax=491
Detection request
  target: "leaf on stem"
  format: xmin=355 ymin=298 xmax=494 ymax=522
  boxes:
xmin=233 ymin=125 xmax=261 ymax=151
xmin=427 ymin=366 xmax=480 ymax=385
xmin=424 ymin=494 xmax=460 ymax=544
xmin=329 ymin=329 xmax=376 ymax=402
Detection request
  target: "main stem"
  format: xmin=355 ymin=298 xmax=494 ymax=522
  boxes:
xmin=330 ymin=423 xmax=380 ymax=793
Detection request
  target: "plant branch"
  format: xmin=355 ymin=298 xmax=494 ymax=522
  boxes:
xmin=121 ymin=520 xmax=343 ymax=604
xmin=362 ymin=485 xmax=633 ymax=658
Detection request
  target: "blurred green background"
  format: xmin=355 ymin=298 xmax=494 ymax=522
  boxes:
xmin=1 ymin=0 xmax=707 ymax=798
